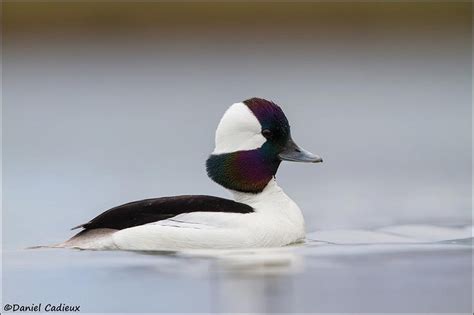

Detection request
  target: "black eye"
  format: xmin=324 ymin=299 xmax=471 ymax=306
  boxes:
xmin=262 ymin=129 xmax=273 ymax=139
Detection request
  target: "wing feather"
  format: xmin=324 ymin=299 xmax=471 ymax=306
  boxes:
xmin=73 ymin=195 xmax=254 ymax=231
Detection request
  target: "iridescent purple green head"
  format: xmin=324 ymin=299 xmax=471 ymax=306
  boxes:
xmin=206 ymin=98 xmax=322 ymax=193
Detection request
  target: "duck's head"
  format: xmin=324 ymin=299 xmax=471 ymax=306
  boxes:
xmin=206 ymin=98 xmax=322 ymax=193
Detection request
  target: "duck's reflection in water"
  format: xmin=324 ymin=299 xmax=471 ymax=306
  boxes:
xmin=134 ymin=246 xmax=305 ymax=312
xmin=204 ymin=248 xmax=304 ymax=313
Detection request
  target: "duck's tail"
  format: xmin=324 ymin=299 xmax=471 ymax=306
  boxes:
xmin=27 ymin=228 xmax=118 ymax=250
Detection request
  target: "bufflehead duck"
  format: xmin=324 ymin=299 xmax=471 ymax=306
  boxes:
xmin=58 ymin=98 xmax=322 ymax=250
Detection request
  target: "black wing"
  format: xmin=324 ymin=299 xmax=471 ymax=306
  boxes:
xmin=73 ymin=195 xmax=254 ymax=231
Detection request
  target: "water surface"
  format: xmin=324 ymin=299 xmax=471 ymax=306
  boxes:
xmin=3 ymin=225 xmax=472 ymax=313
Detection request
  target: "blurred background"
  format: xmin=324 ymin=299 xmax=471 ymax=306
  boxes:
xmin=3 ymin=2 xmax=472 ymax=249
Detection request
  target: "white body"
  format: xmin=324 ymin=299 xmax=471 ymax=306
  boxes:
xmin=59 ymin=180 xmax=305 ymax=250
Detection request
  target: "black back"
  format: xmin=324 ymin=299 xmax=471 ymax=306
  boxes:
xmin=73 ymin=195 xmax=254 ymax=231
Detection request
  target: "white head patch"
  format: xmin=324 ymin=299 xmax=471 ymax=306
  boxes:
xmin=213 ymin=102 xmax=266 ymax=154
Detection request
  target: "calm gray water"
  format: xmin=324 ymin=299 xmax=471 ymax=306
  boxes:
xmin=3 ymin=225 xmax=472 ymax=313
